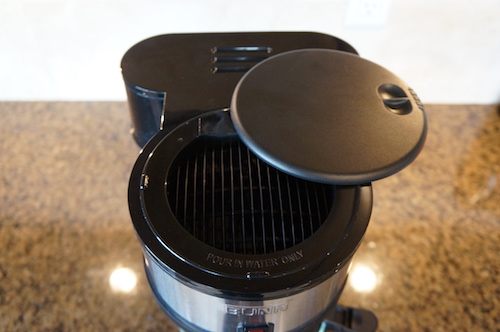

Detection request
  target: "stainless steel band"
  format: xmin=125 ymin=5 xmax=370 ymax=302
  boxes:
xmin=144 ymin=250 xmax=350 ymax=332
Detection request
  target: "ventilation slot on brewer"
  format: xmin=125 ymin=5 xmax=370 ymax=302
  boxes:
xmin=166 ymin=136 xmax=334 ymax=255
xmin=211 ymin=46 xmax=272 ymax=73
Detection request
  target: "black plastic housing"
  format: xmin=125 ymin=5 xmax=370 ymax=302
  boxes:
xmin=128 ymin=109 xmax=373 ymax=299
xmin=121 ymin=32 xmax=358 ymax=147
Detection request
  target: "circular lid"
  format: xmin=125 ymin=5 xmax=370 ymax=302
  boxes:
xmin=231 ymin=49 xmax=427 ymax=185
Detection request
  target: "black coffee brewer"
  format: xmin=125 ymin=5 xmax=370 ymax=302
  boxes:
xmin=121 ymin=32 xmax=426 ymax=332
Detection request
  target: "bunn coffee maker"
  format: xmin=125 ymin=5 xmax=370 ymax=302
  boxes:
xmin=121 ymin=32 xmax=427 ymax=332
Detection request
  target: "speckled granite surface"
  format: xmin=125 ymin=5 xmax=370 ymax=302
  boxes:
xmin=0 ymin=102 xmax=498 ymax=331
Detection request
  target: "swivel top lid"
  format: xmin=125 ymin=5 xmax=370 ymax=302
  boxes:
xmin=231 ymin=49 xmax=427 ymax=185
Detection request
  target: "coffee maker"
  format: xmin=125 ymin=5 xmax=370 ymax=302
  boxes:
xmin=121 ymin=32 xmax=426 ymax=332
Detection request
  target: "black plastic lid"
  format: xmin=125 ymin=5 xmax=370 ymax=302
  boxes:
xmin=231 ymin=49 xmax=427 ymax=185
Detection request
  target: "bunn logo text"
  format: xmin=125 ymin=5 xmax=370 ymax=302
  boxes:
xmin=226 ymin=302 xmax=289 ymax=316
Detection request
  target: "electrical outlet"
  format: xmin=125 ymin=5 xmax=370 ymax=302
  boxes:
xmin=345 ymin=0 xmax=392 ymax=27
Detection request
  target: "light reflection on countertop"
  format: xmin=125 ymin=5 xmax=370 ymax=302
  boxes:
xmin=0 ymin=102 xmax=498 ymax=331
xmin=109 ymin=267 xmax=138 ymax=293
xmin=349 ymin=262 xmax=379 ymax=293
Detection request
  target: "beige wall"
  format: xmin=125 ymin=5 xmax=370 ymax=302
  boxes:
xmin=1 ymin=0 xmax=498 ymax=103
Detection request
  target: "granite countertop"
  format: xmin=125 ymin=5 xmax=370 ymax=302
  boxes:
xmin=0 ymin=102 xmax=498 ymax=331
